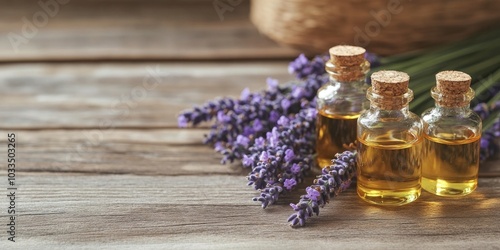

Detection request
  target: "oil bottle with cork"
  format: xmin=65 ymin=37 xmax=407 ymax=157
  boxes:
xmin=357 ymin=70 xmax=423 ymax=206
xmin=421 ymin=71 xmax=481 ymax=196
xmin=316 ymin=45 xmax=370 ymax=168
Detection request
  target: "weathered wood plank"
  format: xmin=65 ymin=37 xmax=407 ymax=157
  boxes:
xmin=0 ymin=0 xmax=297 ymax=61
xmin=0 ymin=129 xmax=245 ymax=176
xmin=0 ymin=62 xmax=293 ymax=129
xmin=6 ymin=174 xmax=500 ymax=248
xmin=0 ymin=129 xmax=498 ymax=177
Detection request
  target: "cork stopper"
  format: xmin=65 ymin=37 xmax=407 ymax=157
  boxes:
xmin=436 ymin=71 xmax=471 ymax=94
xmin=326 ymin=45 xmax=368 ymax=82
xmin=369 ymin=70 xmax=411 ymax=110
xmin=329 ymin=45 xmax=366 ymax=66
xmin=371 ymin=70 xmax=410 ymax=96
xmin=434 ymin=71 xmax=473 ymax=107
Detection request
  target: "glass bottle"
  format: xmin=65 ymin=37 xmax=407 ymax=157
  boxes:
xmin=316 ymin=45 xmax=370 ymax=168
xmin=357 ymin=70 xmax=423 ymax=206
xmin=421 ymin=71 xmax=481 ymax=196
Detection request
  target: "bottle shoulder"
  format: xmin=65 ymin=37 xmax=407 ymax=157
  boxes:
xmin=421 ymin=107 xmax=482 ymax=128
xmin=358 ymin=109 xmax=423 ymax=127
xmin=316 ymin=82 xmax=369 ymax=115
xmin=358 ymin=109 xmax=423 ymax=144
xmin=317 ymin=82 xmax=368 ymax=99
xmin=421 ymin=107 xmax=482 ymax=139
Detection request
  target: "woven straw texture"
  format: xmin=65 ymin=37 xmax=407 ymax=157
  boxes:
xmin=250 ymin=0 xmax=500 ymax=55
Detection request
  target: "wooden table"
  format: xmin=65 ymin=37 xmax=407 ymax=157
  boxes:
xmin=0 ymin=1 xmax=499 ymax=249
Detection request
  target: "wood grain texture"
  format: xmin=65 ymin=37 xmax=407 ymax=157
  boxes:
xmin=5 ymin=173 xmax=500 ymax=249
xmin=0 ymin=0 xmax=297 ymax=62
xmin=0 ymin=129 xmax=498 ymax=177
xmin=0 ymin=62 xmax=293 ymax=129
xmin=0 ymin=129 xmax=246 ymax=176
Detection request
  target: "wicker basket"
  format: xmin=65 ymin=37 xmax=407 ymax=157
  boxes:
xmin=250 ymin=0 xmax=500 ymax=55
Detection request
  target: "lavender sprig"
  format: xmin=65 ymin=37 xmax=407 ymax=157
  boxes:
xmin=288 ymin=54 xmax=328 ymax=79
xmin=178 ymin=70 xmax=327 ymax=164
xmin=249 ymin=107 xmax=317 ymax=208
xmin=473 ymin=102 xmax=490 ymax=121
xmin=178 ymin=79 xmax=282 ymax=146
xmin=481 ymin=130 xmax=499 ymax=162
xmin=475 ymin=101 xmax=500 ymax=161
xmin=288 ymin=151 xmax=357 ymax=227
xmin=365 ymin=52 xmax=381 ymax=68
xmin=218 ymin=75 xmax=326 ymax=164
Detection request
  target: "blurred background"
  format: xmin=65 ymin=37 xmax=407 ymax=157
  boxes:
xmin=0 ymin=0 xmax=299 ymax=62
xmin=1 ymin=0 xmax=499 ymax=62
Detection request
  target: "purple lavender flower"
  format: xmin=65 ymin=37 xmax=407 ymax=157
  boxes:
xmin=252 ymin=119 xmax=263 ymax=132
xmin=480 ymin=119 xmax=500 ymax=162
xmin=177 ymin=55 xmax=328 ymax=165
xmin=281 ymin=99 xmax=291 ymax=111
xmin=492 ymin=117 xmax=500 ymax=138
xmin=252 ymin=185 xmax=283 ymax=208
xmin=365 ymin=52 xmax=381 ymax=68
xmin=267 ymin=127 xmax=280 ymax=148
xmin=473 ymin=103 xmax=489 ymax=120
xmin=250 ymin=108 xmax=317 ymax=208
xmin=236 ymin=135 xmax=250 ymax=148
xmin=269 ymin=110 xmax=280 ymax=123
xmin=242 ymin=155 xmax=253 ymax=167
xmin=277 ymin=116 xmax=289 ymax=126
xmin=305 ymin=187 xmax=320 ymax=201
xmin=284 ymin=179 xmax=297 ymax=190
xmin=288 ymin=54 xmax=328 ymax=79
xmin=259 ymin=151 xmax=269 ymax=162
xmin=284 ymin=149 xmax=295 ymax=162
xmin=214 ymin=142 xmax=225 ymax=152
xmin=254 ymin=137 xmax=266 ymax=148
xmin=251 ymin=94 xmax=262 ymax=104
xmin=291 ymin=163 xmax=301 ymax=174
xmin=177 ymin=115 xmax=188 ymax=128
xmin=267 ymin=77 xmax=279 ymax=92
xmin=288 ymin=151 xmax=357 ymax=227
xmin=292 ymin=87 xmax=306 ymax=99
xmin=240 ymin=88 xmax=251 ymax=100
xmin=217 ymin=111 xmax=231 ymax=123
xmin=288 ymin=54 xmax=309 ymax=76
xmin=475 ymin=101 xmax=500 ymax=162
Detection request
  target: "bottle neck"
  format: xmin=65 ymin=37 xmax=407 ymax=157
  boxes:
xmin=367 ymin=87 xmax=413 ymax=112
xmin=369 ymin=103 xmax=410 ymax=112
xmin=327 ymin=76 xmax=367 ymax=90
xmin=368 ymin=104 xmax=412 ymax=121
xmin=431 ymin=86 xmax=474 ymax=109
xmin=434 ymin=104 xmax=471 ymax=115
xmin=325 ymin=59 xmax=370 ymax=83
xmin=316 ymin=61 xmax=370 ymax=115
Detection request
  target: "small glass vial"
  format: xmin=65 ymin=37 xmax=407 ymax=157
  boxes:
xmin=316 ymin=45 xmax=370 ymax=168
xmin=357 ymin=70 xmax=423 ymax=206
xmin=421 ymin=71 xmax=481 ymax=196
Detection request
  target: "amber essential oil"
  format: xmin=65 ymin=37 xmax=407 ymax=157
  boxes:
xmin=357 ymin=70 xmax=423 ymax=206
xmin=315 ymin=45 xmax=370 ymax=168
xmin=422 ymin=133 xmax=480 ymax=196
xmin=357 ymin=132 xmax=422 ymax=205
xmin=421 ymin=70 xmax=481 ymax=197
xmin=316 ymin=110 xmax=359 ymax=168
